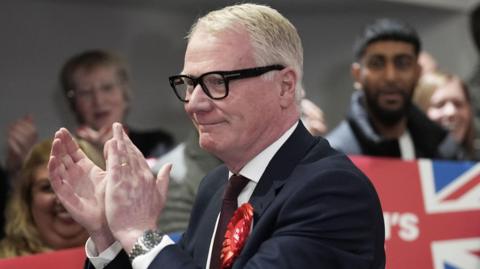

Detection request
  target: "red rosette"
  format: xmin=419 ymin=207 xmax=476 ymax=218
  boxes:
xmin=220 ymin=203 xmax=254 ymax=269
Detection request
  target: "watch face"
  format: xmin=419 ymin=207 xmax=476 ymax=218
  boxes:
xmin=129 ymin=229 xmax=164 ymax=261
xmin=143 ymin=230 xmax=164 ymax=248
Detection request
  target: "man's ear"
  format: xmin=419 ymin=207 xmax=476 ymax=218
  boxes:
xmin=351 ymin=62 xmax=363 ymax=90
xmin=279 ymin=68 xmax=297 ymax=108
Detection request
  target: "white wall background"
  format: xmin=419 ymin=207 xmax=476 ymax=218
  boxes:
xmin=0 ymin=0 xmax=478 ymax=160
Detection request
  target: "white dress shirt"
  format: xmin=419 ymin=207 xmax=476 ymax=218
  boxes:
xmin=86 ymin=122 xmax=298 ymax=269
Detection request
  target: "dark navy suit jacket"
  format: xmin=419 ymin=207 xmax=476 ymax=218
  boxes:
xmin=90 ymin=122 xmax=385 ymax=269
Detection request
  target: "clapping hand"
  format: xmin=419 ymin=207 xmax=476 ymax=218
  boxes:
xmin=6 ymin=115 xmax=38 ymax=175
xmin=104 ymin=123 xmax=171 ymax=252
xmin=300 ymin=98 xmax=328 ymax=136
xmin=49 ymin=123 xmax=171 ymax=254
xmin=49 ymin=128 xmax=114 ymax=251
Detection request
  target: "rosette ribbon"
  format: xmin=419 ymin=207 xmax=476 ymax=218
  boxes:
xmin=220 ymin=203 xmax=254 ymax=269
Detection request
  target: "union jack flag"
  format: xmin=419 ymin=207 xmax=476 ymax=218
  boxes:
xmin=420 ymin=160 xmax=480 ymax=269
xmin=351 ymin=156 xmax=480 ymax=269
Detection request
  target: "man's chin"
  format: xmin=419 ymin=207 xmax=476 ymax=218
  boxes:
xmin=375 ymin=110 xmax=406 ymax=126
xmin=198 ymin=136 xmax=216 ymax=151
xmin=367 ymin=104 xmax=407 ymax=126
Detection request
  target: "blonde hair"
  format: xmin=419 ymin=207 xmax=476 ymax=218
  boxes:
xmin=414 ymin=71 xmax=475 ymax=158
xmin=0 ymin=139 xmax=103 ymax=258
xmin=413 ymin=71 xmax=450 ymax=112
xmin=187 ymin=3 xmax=304 ymax=102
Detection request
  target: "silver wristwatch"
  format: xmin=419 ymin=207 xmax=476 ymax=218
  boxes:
xmin=128 ymin=229 xmax=164 ymax=262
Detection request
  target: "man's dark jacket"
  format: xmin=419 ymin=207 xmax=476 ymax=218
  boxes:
xmin=327 ymin=91 xmax=459 ymax=159
xmin=89 ymin=122 xmax=386 ymax=269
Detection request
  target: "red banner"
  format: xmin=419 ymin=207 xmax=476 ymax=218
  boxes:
xmin=0 ymin=247 xmax=84 ymax=269
xmin=351 ymin=156 xmax=480 ymax=269
xmin=1 ymin=156 xmax=480 ymax=268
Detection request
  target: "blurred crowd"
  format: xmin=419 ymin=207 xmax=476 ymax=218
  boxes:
xmin=1 ymin=4 xmax=480 ymax=259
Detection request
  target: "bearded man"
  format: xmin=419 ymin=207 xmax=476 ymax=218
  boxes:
xmin=327 ymin=18 xmax=459 ymax=160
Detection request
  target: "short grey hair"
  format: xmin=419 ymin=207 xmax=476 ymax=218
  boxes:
xmin=187 ymin=3 xmax=304 ymax=102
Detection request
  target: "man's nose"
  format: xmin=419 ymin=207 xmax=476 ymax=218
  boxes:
xmin=185 ymin=84 xmax=211 ymax=112
xmin=385 ymin=62 xmax=398 ymax=81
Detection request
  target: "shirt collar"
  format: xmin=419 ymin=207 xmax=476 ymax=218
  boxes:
xmin=229 ymin=121 xmax=298 ymax=183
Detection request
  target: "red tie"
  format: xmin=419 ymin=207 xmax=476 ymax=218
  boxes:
xmin=210 ymin=174 xmax=250 ymax=269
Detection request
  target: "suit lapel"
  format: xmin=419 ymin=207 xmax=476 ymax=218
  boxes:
xmin=249 ymin=122 xmax=317 ymax=220
xmin=192 ymin=123 xmax=316 ymax=268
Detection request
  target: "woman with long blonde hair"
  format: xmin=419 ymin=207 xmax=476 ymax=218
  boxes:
xmin=414 ymin=71 xmax=478 ymax=160
xmin=0 ymin=138 xmax=103 ymax=258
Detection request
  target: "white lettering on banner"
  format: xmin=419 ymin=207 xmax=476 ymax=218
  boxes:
xmin=383 ymin=212 xmax=419 ymax=241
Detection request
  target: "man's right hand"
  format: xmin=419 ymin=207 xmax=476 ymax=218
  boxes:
xmin=48 ymin=128 xmax=115 ymax=252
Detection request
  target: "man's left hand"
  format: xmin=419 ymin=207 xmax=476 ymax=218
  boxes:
xmin=104 ymin=123 xmax=171 ymax=252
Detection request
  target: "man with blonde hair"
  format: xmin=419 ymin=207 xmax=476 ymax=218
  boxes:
xmin=49 ymin=4 xmax=385 ymax=269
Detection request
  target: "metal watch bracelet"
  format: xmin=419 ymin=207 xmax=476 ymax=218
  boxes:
xmin=128 ymin=229 xmax=164 ymax=262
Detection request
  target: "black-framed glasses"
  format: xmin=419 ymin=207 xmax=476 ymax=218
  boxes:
xmin=168 ymin=64 xmax=285 ymax=102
